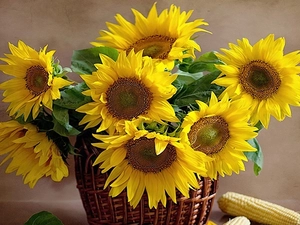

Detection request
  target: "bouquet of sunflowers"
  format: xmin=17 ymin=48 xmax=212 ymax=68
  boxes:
xmin=0 ymin=3 xmax=299 ymax=210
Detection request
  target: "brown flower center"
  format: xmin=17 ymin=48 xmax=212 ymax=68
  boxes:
xmin=105 ymin=77 xmax=153 ymax=120
xmin=25 ymin=65 xmax=50 ymax=96
xmin=125 ymin=137 xmax=177 ymax=173
xmin=126 ymin=35 xmax=176 ymax=59
xmin=239 ymin=60 xmax=281 ymax=100
xmin=188 ymin=116 xmax=230 ymax=155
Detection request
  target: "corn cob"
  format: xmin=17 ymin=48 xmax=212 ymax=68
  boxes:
xmin=223 ymin=216 xmax=250 ymax=225
xmin=218 ymin=192 xmax=300 ymax=225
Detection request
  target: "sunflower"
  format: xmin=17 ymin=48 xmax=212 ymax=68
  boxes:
xmin=92 ymin=121 xmax=209 ymax=209
xmin=180 ymin=92 xmax=258 ymax=179
xmin=0 ymin=120 xmax=69 ymax=188
xmin=0 ymin=40 xmax=73 ymax=120
xmin=91 ymin=3 xmax=210 ymax=70
xmin=213 ymin=34 xmax=300 ymax=128
xmin=76 ymin=50 xmax=179 ymax=134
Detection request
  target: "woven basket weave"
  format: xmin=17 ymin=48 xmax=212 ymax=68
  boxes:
xmin=74 ymin=135 xmax=219 ymax=225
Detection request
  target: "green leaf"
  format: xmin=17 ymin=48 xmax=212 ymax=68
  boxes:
xmin=24 ymin=211 xmax=64 ymax=225
xmin=71 ymin=46 xmax=119 ymax=74
xmin=177 ymin=51 xmax=223 ymax=74
xmin=178 ymin=63 xmax=190 ymax=72
xmin=171 ymin=70 xmax=224 ymax=107
xmin=46 ymin=130 xmax=75 ymax=161
xmin=52 ymin=105 xmax=80 ymax=137
xmin=54 ymin=82 xmax=91 ymax=110
xmin=245 ymin=138 xmax=264 ymax=175
xmin=175 ymin=57 xmax=194 ymax=71
xmin=197 ymin=51 xmax=221 ymax=62
xmin=175 ymin=70 xmax=204 ymax=86
xmin=187 ymin=61 xmax=217 ymax=73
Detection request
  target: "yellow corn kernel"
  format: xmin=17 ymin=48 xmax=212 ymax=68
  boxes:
xmin=223 ymin=216 xmax=250 ymax=225
xmin=218 ymin=192 xmax=300 ymax=225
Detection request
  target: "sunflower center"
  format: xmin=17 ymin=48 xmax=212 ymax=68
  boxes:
xmin=127 ymin=35 xmax=176 ymax=59
xmin=239 ymin=60 xmax=281 ymax=100
xmin=126 ymin=137 xmax=177 ymax=173
xmin=25 ymin=65 xmax=50 ymax=96
xmin=188 ymin=116 xmax=230 ymax=155
xmin=105 ymin=77 xmax=153 ymax=120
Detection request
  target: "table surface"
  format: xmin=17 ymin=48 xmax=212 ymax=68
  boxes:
xmin=0 ymin=200 xmax=265 ymax=225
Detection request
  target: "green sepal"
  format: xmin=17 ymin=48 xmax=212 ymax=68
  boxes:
xmin=71 ymin=46 xmax=119 ymax=75
xmin=52 ymin=61 xmax=72 ymax=78
xmin=14 ymin=113 xmax=34 ymax=124
xmin=24 ymin=211 xmax=64 ymax=225
xmin=254 ymin=121 xmax=264 ymax=131
xmin=52 ymin=105 xmax=81 ymax=137
xmin=245 ymin=138 xmax=264 ymax=176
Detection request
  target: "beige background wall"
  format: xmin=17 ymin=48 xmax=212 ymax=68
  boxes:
xmin=0 ymin=0 xmax=300 ymax=224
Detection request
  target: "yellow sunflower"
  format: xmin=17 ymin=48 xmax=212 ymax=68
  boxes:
xmin=76 ymin=50 xmax=179 ymax=134
xmin=92 ymin=121 xmax=209 ymax=209
xmin=0 ymin=40 xmax=73 ymax=120
xmin=180 ymin=92 xmax=258 ymax=179
xmin=0 ymin=120 xmax=69 ymax=188
xmin=213 ymin=34 xmax=300 ymax=128
xmin=91 ymin=3 xmax=210 ymax=70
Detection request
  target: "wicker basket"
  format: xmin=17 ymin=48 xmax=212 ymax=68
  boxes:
xmin=74 ymin=135 xmax=219 ymax=225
